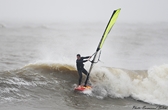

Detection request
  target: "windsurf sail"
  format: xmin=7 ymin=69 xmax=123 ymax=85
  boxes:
xmin=84 ymin=8 xmax=121 ymax=86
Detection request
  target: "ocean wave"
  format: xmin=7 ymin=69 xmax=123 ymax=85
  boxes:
xmin=23 ymin=63 xmax=168 ymax=106
xmin=0 ymin=62 xmax=167 ymax=106
xmin=90 ymin=64 xmax=168 ymax=106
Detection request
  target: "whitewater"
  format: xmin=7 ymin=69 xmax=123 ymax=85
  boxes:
xmin=0 ymin=22 xmax=168 ymax=110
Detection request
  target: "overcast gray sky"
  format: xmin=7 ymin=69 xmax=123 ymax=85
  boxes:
xmin=0 ymin=0 xmax=168 ymax=23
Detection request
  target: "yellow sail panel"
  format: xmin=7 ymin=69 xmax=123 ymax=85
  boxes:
xmin=99 ymin=8 xmax=121 ymax=49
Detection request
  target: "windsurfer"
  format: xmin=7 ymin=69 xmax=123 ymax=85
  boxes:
xmin=76 ymin=54 xmax=91 ymax=86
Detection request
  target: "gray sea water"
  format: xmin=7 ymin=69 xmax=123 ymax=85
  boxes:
xmin=0 ymin=21 xmax=168 ymax=110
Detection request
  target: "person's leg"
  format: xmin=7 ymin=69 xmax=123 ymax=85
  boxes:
xmin=82 ymin=68 xmax=88 ymax=75
xmin=78 ymin=70 xmax=82 ymax=85
xmin=82 ymin=68 xmax=92 ymax=86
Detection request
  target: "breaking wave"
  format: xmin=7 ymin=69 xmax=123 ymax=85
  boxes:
xmin=0 ymin=62 xmax=167 ymax=106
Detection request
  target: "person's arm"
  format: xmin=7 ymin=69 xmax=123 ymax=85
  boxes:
xmin=82 ymin=56 xmax=91 ymax=63
xmin=76 ymin=58 xmax=88 ymax=63
xmin=82 ymin=56 xmax=90 ymax=59
xmin=83 ymin=60 xmax=88 ymax=63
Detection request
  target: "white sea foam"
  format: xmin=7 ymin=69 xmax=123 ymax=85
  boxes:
xmin=91 ymin=64 xmax=168 ymax=106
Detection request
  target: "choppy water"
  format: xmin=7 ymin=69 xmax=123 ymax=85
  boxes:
xmin=0 ymin=22 xmax=168 ymax=110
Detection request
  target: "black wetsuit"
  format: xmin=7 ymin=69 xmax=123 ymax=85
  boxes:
xmin=76 ymin=56 xmax=89 ymax=85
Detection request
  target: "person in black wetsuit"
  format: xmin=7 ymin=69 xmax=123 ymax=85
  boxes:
xmin=76 ymin=54 xmax=91 ymax=86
